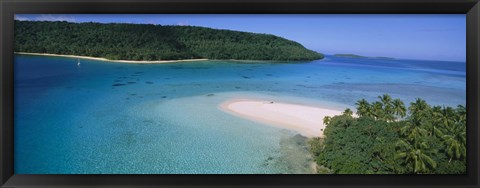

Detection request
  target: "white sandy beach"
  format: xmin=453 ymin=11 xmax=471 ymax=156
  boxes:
xmin=15 ymin=52 xmax=209 ymax=64
xmin=219 ymin=99 xmax=343 ymax=138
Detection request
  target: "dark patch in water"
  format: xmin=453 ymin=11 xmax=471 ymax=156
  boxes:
xmin=206 ymin=93 xmax=215 ymax=97
xmin=161 ymin=96 xmax=167 ymax=98
xmin=275 ymin=134 xmax=316 ymax=174
xmin=130 ymin=94 xmax=137 ymax=96
xmin=126 ymin=97 xmax=130 ymax=100
xmin=145 ymin=81 xmax=154 ymax=84
xmin=242 ymin=76 xmax=250 ymax=79
xmin=235 ymin=86 xmax=241 ymax=89
xmin=112 ymin=84 xmax=126 ymax=87
xmin=114 ymin=80 xmax=122 ymax=82
xmin=120 ymin=132 xmax=137 ymax=145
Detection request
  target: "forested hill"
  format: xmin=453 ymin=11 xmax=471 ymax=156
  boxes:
xmin=14 ymin=21 xmax=324 ymax=61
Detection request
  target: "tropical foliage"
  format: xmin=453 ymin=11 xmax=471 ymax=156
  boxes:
xmin=309 ymin=94 xmax=466 ymax=174
xmin=14 ymin=20 xmax=324 ymax=61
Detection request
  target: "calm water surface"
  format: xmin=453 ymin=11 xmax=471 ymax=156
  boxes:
xmin=14 ymin=55 xmax=465 ymax=174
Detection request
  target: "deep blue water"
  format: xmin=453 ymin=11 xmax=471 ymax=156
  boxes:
xmin=14 ymin=55 xmax=465 ymax=174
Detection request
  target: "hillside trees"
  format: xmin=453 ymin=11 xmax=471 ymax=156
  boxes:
xmin=14 ymin=20 xmax=324 ymax=61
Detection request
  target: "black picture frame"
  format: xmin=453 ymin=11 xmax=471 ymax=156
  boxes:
xmin=1 ymin=0 xmax=479 ymax=187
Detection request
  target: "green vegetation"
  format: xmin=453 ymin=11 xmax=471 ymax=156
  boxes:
xmin=309 ymin=94 xmax=466 ymax=174
xmin=333 ymin=54 xmax=368 ymax=58
xmin=334 ymin=54 xmax=396 ymax=60
xmin=14 ymin=21 xmax=324 ymax=61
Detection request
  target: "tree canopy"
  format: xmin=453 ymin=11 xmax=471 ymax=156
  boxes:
xmin=14 ymin=20 xmax=324 ymax=61
xmin=310 ymin=94 xmax=466 ymax=174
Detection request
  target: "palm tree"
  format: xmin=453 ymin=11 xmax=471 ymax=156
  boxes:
xmin=323 ymin=116 xmax=332 ymax=125
xmin=443 ymin=134 xmax=466 ymax=162
xmin=442 ymin=122 xmax=466 ymax=162
xmin=372 ymin=101 xmax=384 ymax=120
xmin=408 ymin=98 xmax=431 ymax=126
xmin=355 ymin=99 xmax=371 ymax=118
xmin=455 ymin=105 xmax=466 ymax=124
xmin=439 ymin=106 xmax=456 ymax=128
xmin=343 ymin=108 xmax=353 ymax=117
xmin=395 ymin=139 xmax=437 ymax=174
xmin=431 ymin=106 xmax=444 ymax=137
xmin=400 ymin=121 xmax=429 ymax=143
xmin=379 ymin=94 xmax=393 ymax=116
xmin=392 ymin=98 xmax=406 ymax=121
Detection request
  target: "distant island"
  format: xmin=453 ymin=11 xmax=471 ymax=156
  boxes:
xmin=333 ymin=54 xmax=368 ymax=58
xmin=374 ymin=56 xmax=396 ymax=60
xmin=14 ymin=21 xmax=324 ymax=61
xmin=334 ymin=54 xmax=395 ymax=60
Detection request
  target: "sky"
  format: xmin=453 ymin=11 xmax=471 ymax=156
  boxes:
xmin=15 ymin=14 xmax=466 ymax=62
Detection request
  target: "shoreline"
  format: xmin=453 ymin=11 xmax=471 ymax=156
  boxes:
xmin=15 ymin=52 xmax=321 ymax=64
xmin=15 ymin=52 xmax=209 ymax=64
xmin=219 ymin=99 xmax=343 ymax=138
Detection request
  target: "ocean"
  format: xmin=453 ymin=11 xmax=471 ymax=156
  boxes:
xmin=14 ymin=54 xmax=466 ymax=174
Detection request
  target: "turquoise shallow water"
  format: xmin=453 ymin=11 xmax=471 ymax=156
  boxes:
xmin=14 ymin=55 xmax=465 ymax=174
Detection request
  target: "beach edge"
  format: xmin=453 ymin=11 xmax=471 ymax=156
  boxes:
xmin=14 ymin=52 xmax=209 ymax=64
